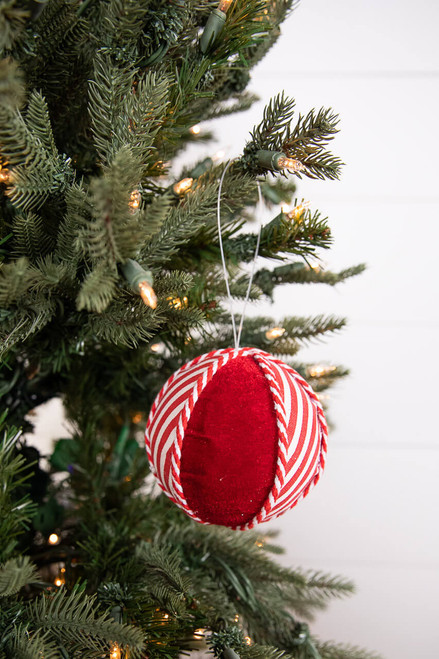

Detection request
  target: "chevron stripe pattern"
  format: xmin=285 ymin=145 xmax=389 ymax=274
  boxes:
xmin=145 ymin=347 xmax=328 ymax=530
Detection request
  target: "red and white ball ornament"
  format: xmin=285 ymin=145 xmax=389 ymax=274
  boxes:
xmin=145 ymin=347 xmax=328 ymax=530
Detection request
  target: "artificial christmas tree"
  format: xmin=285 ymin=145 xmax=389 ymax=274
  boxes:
xmin=0 ymin=0 xmax=377 ymax=657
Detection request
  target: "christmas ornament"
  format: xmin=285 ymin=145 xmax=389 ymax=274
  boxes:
xmin=145 ymin=347 xmax=328 ymax=530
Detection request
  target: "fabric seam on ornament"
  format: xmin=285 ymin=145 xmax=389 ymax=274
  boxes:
xmin=145 ymin=350 xmax=215 ymax=489
xmin=151 ymin=347 xmax=258 ymax=521
xmin=239 ymin=352 xmax=328 ymax=531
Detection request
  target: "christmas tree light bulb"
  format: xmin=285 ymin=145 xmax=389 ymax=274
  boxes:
xmin=54 ymin=573 xmax=65 ymax=587
xmin=277 ymin=156 xmax=305 ymax=172
xmin=218 ymin=0 xmax=233 ymax=12
xmin=0 ymin=164 xmax=9 ymax=183
xmin=129 ymin=189 xmax=141 ymax=210
xmin=309 ymin=365 xmax=325 ymax=377
xmin=287 ymin=200 xmax=310 ymax=221
xmin=122 ymin=259 xmax=156 ymax=308
xmin=173 ymin=177 xmax=193 ymax=195
xmin=48 ymin=533 xmax=60 ymax=545
xmin=190 ymin=124 xmax=201 ymax=135
xmin=213 ymin=149 xmax=226 ymax=161
xmin=308 ymin=364 xmax=337 ymax=378
xmin=110 ymin=645 xmax=121 ymax=659
xmin=256 ymin=150 xmax=305 ymax=173
xmin=244 ymin=636 xmax=252 ymax=645
xmin=308 ymin=262 xmax=321 ymax=273
xmin=193 ymin=628 xmax=206 ymax=638
xmin=167 ymin=296 xmax=188 ymax=310
xmin=139 ymin=281 xmax=157 ymax=309
xmin=265 ymin=327 xmax=286 ymax=340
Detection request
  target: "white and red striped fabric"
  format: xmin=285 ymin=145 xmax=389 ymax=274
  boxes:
xmin=145 ymin=347 xmax=328 ymax=530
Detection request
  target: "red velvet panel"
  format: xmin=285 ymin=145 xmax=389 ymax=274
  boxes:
xmin=180 ymin=355 xmax=279 ymax=527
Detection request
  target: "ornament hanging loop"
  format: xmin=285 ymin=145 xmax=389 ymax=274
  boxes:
xmin=217 ymin=161 xmax=262 ymax=350
xmin=217 ymin=160 xmax=238 ymax=349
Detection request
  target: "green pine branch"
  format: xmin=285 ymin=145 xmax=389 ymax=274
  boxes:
xmin=6 ymin=625 xmax=60 ymax=659
xmin=26 ymin=586 xmax=146 ymax=656
xmin=261 ymin=178 xmax=297 ymax=207
xmin=127 ymin=70 xmax=170 ymax=166
xmin=307 ymin=368 xmax=348 ymax=393
xmin=0 ymin=418 xmax=36 ymax=562
xmin=204 ymin=91 xmax=259 ymax=120
xmin=283 ymin=108 xmax=343 ymax=181
xmin=248 ymin=91 xmax=296 ymax=153
xmin=88 ymin=54 xmax=136 ymax=165
xmin=74 ymin=146 xmax=145 ymax=310
xmin=0 ymin=92 xmax=72 ymax=211
xmin=0 ymin=56 xmax=26 ymax=109
xmin=206 ymin=0 xmax=271 ymax=64
xmin=55 ymin=182 xmax=91 ymax=265
xmin=0 ymin=0 xmax=28 ymax=52
xmin=84 ymin=296 xmax=163 ymax=347
xmin=243 ymin=0 xmax=299 ymax=71
xmin=242 ymin=645 xmax=294 ymax=659
xmin=100 ymin=0 xmax=152 ymax=45
xmin=0 ymin=298 xmax=56 ymax=361
xmin=25 ymin=91 xmax=58 ymax=157
xmin=12 ymin=211 xmax=54 ymax=260
xmin=21 ymin=0 xmax=87 ymax=90
xmin=136 ymin=191 xmax=174 ymax=240
xmin=0 ymin=257 xmax=33 ymax=306
xmin=143 ymin=181 xmax=220 ymax=266
xmin=28 ymin=255 xmax=74 ymax=295
xmin=227 ymin=314 xmax=346 ymax=358
xmin=76 ymin=265 xmax=118 ymax=313
xmin=315 ymin=641 xmax=382 ymax=659
xmin=0 ymin=556 xmax=39 ymax=598
xmin=84 ymin=146 xmax=144 ymax=262
xmin=134 ymin=542 xmax=192 ymax=616
xmin=254 ymin=263 xmax=366 ymax=298
xmin=304 ymin=571 xmax=355 ymax=602
xmin=225 ymin=209 xmax=332 ymax=263
xmin=243 ymin=94 xmax=343 ymax=180
xmin=281 ymin=314 xmax=346 ymax=343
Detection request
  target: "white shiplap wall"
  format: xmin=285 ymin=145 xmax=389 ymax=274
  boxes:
xmin=247 ymin=1 xmax=439 ymax=657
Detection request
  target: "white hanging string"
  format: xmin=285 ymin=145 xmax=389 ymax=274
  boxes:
xmin=217 ymin=160 xmax=263 ymax=350
xmin=217 ymin=160 xmax=238 ymax=348
xmin=236 ymin=182 xmax=262 ymax=348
